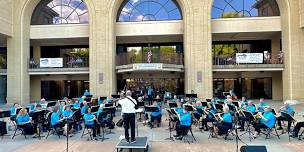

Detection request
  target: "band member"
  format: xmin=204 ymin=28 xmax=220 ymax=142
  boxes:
xmin=193 ymin=102 xmax=204 ymax=120
xmin=253 ymin=106 xmax=276 ymax=138
xmin=238 ymin=100 xmax=256 ymax=131
xmin=174 ymin=107 xmax=192 ymax=140
xmin=257 ymin=98 xmax=268 ymax=112
xmin=224 ymin=95 xmax=233 ymax=104
xmin=240 ymin=97 xmax=248 ymax=109
xmin=277 ymin=102 xmax=295 ymax=131
xmin=81 ymin=101 xmax=89 ymax=115
xmin=214 ymin=106 xmax=233 ymax=136
xmin=171 ymin=95 xmax=178 ymax=103
xmin=148 ymin=101 xmax=162 ymax=128
xmin=51 ymin=106 xmax=65 ymax=129
xmin=83 ymin=108 xmax=100 ymax=140
xmin=290 ymin=121 xmax=304 ymax=138
xmin=73 ymin=99 xmax=81 ymax=109
xmin=10 ymin=103 xmax=20 ymax=117
xmin=200 ymin=98 xmax=217 ymax=131
xmin=16 ymin=108 xmax=38 ymax=137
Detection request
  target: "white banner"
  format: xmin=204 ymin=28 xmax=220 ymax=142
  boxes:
xmin=40 ymin=58 xmax=63 ymax=68
xmin=236 ymin=53 xmax=263 ymax=64
xmin=133 ymin=63 xmax=163 ymax=70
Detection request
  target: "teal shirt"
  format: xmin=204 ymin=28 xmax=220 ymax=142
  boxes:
xmin=151 ymin=106 xmax=161 ymax=117
xmin=81 ymin=105 xmax=89 ymax=115
xmin=180 ymin=112 xmax=191 ymax=126
xmin=84 ymin=113 xmax=95 ymax=125
xmin=16 ymin=114 xmax=30 ymax=125
xmin=51 ymin=112 xmax=60 ymax=126
xmin=63 ymin=110 xmax=73 ymax=118
xmin=73 ymin=102 xmax=80 ymax=109
xmin=223 ymin=113 xmax=232 ymax=123
xmin=10 ymin=107 xmax=16 ymax=116
xmin=258 ymin=102 xmax=268 ymax=112
xmin=246 ymin=105 xmax=256 ymax=114
xmin=282 ymin=106 xmax=294 ymax=115
xmin=261 ymin=111 xmax=276 ymax=128
xmin=175 ymin=107 xmax=183 ymax=114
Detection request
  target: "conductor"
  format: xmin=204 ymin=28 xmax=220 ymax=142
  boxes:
xmin=119 ymin=90 xmax=137 ymax=143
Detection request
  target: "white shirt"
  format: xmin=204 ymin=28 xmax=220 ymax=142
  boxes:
xmin=119 ymin=96 xmax=137 ymax=114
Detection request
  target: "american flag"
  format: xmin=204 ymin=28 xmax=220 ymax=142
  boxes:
xmin=147 ymin=49 xmax=152 ymax=63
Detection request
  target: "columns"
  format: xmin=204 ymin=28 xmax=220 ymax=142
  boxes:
xmin=30 ymin=76 xmax=41 ymax=101
xmin=272 ymin=72 xmax=283 ymax=101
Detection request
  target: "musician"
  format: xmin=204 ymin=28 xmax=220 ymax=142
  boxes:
xmin=16 ymin=108 xmax=38 ymax=137
xmin=257 ymin=98 xmax=268 ymax=112
xmin=81 ymin=101 xmax=89 ymax=115
xmin=29 ymin=104 xmax=43 ymax=115
xmin=83 ymin=108 xmax=100 ymax=140
xmin=290 ymin=121 xmax=304 ymax=138
xmin=277 ymin=102 xmax=295 ymax=131
xmin=171 ymin=95 xmax=178 ymax=102
xmin=240 ymin=97 xmax=248 ymax=109
xmin=10 ymin=103 xmax=20 ymax=117
xmin=59 ymin=101 xmax=66 ymax=114
xmin=238 ymin=100 xmax=256 ymax=131
xmin=27 ymin=101 xmax=36 ymax=112
xmin=51 ymin=106 xmax=65 ymax=129
xmin=174 ymin=106 xmax=192 ymax=140
xmin=73 ymin=99 xmax=81 ymax=109
xmin=63 ymin=105 xmax=73 ymax=118
xmin=83 ymin=89 xmax=91 ymax=96
xmin=253 ymin=106 xmax=276 ymax=138
xmin=148 ymin=101 xmax=162 ymax=128
xmin=193 ymin=102 xmax=204 ymax=120
xmin=214 ymin=106 xmax=233 ymax=136
xmin=200 ymin=98 xmax=217 ymax=131
xmin=224 ymin=95 xmax=232 ymax=104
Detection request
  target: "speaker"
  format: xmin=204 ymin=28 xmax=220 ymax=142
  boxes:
xmin=240 ymin=146 xmax=267 ymax=152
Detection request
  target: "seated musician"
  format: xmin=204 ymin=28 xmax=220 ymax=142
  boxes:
xmin=16 ymin=108 xmax=38 ymax=137
xmin=83 ymin=108 xmax=100 ymax=140
xmin=73 ymin=99 xmax=81 ymax=109
xmin=174 ymin=106 xmax=192 ymax=140
xmin=148 ymin=101 xmax=162 ymax=128
xmin=193 ymin=102 xmax=204 ymax=120
xmin=257 ymin=98 xmax=268 ymax=112
xmin=290 ymin=121 xmax=304 ymax=138
xmin=170 ymin=100 xmax=184 ymax=130
xmin=171 ymin=95 xmax=178 ymax=103
xmin=83 ymin=89 xmax=91 ymax=96
xmin=10 ymin=103 xmax=20 ymax=118
xmin=200 ymin=98 xmax=217 ymax=131
xmin=51 ymin=106 xmax=65 ymax=130
xmin=27 ymin=101 xmax=36 ymax=112
xmin=59 ymin=101 xmax=66 ymax=115
xmin=224 ymin=95 xmax=232 ymax=104
xmin=29 ymin=104 xmax=43 ymax=116
xmin=63 ymin=105 xmax=73 ymax=118
xmin=81 ymin=101 xmax=89 ymax=115
xmin=238 ymin=100 xmax=256 ymax=131
xmin=97 ymin=104 xmax=111 ymax=127
xmin=277 ymin=101 xmax=295 ymax=131
xmin=240 ymin=97 xmax=248 ymax=109
xmin=252 ymin=106 xmax=276 ymax=138
xmin=214 ymin=106 xmax=233 ymax=136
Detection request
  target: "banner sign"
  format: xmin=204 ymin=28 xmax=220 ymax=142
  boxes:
xmin=133 ymin=63 xmax=163 ymax=71
xmin=40 ymin=58 xmax=63 ymax=68
xmin=236 ymin=53 xmax=263 ymax=64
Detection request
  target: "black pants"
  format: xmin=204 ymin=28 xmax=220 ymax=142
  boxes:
xmin=19 ymin=123 xmax=37 ymax=135
xmin=123 ymin=113 xmax=136 ymax=141
xmin=86 ymin=123 xmax=101 ymax=137
xmin=277 ymin=116 xmax=292 ymax=131
xmin=253 ymin=122 xmax=268 ymax=134
xmin=201 ymin=117 xmax=215 ymax=128
xmin=150 ymin=114 xmax=161 ymax=126
xmin=0 ymin=121 xmax=7 ymax=135
xmin=176 ymin=123 xmax=190 ymax=136
xmin=293 ymin=121 xmax=304 ymax=136
xmin=217 ymin=122 xmax=232 ymax=136
xmin=238 ymin=116 xmax=249 ymax=130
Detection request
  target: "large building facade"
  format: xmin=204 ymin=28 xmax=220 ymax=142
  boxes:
xmin=0 ymin=0 xmax=304 ymax=105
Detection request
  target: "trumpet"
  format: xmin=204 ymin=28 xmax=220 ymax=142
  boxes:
xmin=254 ymin=112 xmax=262 ymax=119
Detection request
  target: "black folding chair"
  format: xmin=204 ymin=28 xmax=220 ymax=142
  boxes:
xmin=81 ymin=124 xmax=93 ymax=140
xmin=45 ymin=112 xmax=62 ymax=139
xmin=11 ymin=118 xmax=27 ymax=139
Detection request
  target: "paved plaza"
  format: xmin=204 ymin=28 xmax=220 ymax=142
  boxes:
xmin=1 ymin=100 xmax=303 ymax=152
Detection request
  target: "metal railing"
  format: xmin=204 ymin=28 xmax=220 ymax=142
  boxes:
xmin=213 ymin=52 xmax=284 ymax=65
xmin=116 ymin=52 xmax=184 ymax=65
xmin=28 ymin=57 xmax=89 ymax=69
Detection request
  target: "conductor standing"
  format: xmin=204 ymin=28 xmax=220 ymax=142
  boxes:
xmin=119 ymin=90 xmax=137 ymax=143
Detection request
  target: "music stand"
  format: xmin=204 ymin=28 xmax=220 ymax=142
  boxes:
xmin=32 ymin=110 xmax=46 ymax=139
xmin=185 ymin=94 xmax=197 ymax=98
xmin=86 ymin=95 xmax=93 ymax=98
xmin=232 ymin=102 xmax=240 ymax=108
xmin=47 ymin=101 xmax=57 ymax=108
xmin=227 ymin=104 xmax=237 ymax=113
xmin=206 ymin=99 xmax=211 ymax=102
xmin=105 ymin=103 xmax=114 ymax=108
xmin=215 ymin=104 xmax=223 ymax=113
xmin=240 ymin=110 xmax=255 ymax=141
xmin=168 ymin=102 xmax=177 ymax=108
xmin=111 ymin=95 xmax=120 ymax=98
xmin=137 ymin=102 xmax=145 ymax=107
xmin=99 ymin=97 xmax=107 ymax=101
xmin=223 ymin=92 xmax=230 ymax=97
xmin=144 ymin=106 xmax=159 ymax=113
xmin=16 ymin=107 xmax=30 ymax=114
xmin=164 ymin=108 xmax=175 ymax=141
xmin=91 ymin=106 xmax=99 ymax=113
xmin=184 ymin=105 xmax=194 ymax=112
xmin=201 ymin=102 xmax=208 ymax=107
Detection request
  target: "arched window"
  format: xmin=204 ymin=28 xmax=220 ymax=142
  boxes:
xmin=31 ymin=0 xmax=89 ymax=25
xmin=117 ymin=0 xmax=182 ymax=22
xmin=212 ymin=0 xmax=280 ymax=19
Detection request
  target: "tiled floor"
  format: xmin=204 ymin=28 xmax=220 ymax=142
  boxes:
xmin=1 ymin=100 xmax=304 ymax=152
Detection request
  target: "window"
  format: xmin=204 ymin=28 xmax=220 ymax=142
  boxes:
xmin=117 ymin=0 xmax=182 ymax=22
xmin=211 ymin=0 xmax=280 ymax=19
xmin=32 ymin=0 xmax=89 ymax=25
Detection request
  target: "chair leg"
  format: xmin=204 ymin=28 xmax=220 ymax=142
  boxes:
xmin=12 ymin=129 xmax=17 ymax=139
xmin=46 ymin=130 xmax=51 ymax=139
xmin=190 ymin=129 xmax=196 ymax=141
xmin=81 ymin=128 xmax=86 ymax=138
xmin=274 ymin=128 xmax=280 ymax=139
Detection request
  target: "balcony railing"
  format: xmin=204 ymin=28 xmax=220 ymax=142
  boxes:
xmin=213 ymin=52 xmax=284 ymax=65
xmin=28 ymin=57 xmax=89 ymax=69
xmin=116 ymin=52 xmax=184 ymax=66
